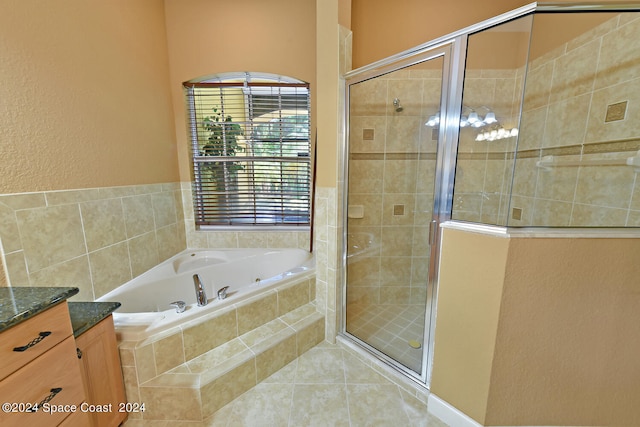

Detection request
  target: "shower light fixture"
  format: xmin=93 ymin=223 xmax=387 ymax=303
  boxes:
xmin=425 ymin=106 xmax=502 ymax=130
xmin=475 ymin=126 xmax=518 ymax=142
xmin=483 ymin=111 xmax=497 ymax=124
xmin=425 ymin=113 xmax=440 ymax=127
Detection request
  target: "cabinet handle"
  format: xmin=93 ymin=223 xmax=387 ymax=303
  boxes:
xmin=12 ymin=331 xmax=52 ymax=352
xmin=28 ymin=388 xmax=63 ymax=412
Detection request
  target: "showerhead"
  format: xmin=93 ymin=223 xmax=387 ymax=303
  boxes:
xmin=393 ymin=98 xmax=404 ymax=112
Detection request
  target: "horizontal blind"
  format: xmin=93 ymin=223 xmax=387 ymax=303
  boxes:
xmin=185 ymin=81 xmax=311 ymax=226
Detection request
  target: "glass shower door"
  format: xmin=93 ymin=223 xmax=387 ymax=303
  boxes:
xmin=344 ymin=50 xmax=448 ymax=378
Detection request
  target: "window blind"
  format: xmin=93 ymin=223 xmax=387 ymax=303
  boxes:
xmin=185 ymin=80 xmax=311 ymax=226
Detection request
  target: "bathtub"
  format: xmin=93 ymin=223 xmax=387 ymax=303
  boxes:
xmin=97 ymin=248 xmax=314 ymax=341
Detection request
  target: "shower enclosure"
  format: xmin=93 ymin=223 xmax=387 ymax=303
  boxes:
xmin=342 ymin=2 xmax=640 ymax=387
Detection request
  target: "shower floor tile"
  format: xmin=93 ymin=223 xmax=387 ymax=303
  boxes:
xmin=346 ymin=303 xmax=428 ymax=373
xmin=122 ymin=342 xmax=448 ymax=427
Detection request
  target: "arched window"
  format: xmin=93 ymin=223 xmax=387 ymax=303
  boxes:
xmin=184 ymin=72 xmax=311 ymax=227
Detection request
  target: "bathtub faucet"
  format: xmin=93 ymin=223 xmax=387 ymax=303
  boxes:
xmin=193 ymin=274 xmax=208 ymax=306
xmin=217 ymin=286 xmax=230 ymax=300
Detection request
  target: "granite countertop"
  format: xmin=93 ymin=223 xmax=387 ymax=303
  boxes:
xmin=0 ymin=287 xmax=79 ymax=333
xmin=0 ymin=287 xmax=121 ymax=337
xmin=67 ymin=301 xmax=121 ymax=337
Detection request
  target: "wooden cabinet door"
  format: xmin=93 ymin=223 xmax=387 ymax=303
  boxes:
xmin=76 ymin=315 xmax=127 ymax=427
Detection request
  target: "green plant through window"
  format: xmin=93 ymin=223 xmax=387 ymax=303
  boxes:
xmin=201 ymin=108 xmax=244 ymax=199
xmin=185 ymin=75 xmax=311 ymax=226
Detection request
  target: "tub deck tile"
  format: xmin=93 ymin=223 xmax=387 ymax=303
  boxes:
xmin=238 ymin=317 xmax=291 ymax=348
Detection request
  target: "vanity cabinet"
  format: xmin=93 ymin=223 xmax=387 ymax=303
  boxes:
xmin=75 ymin=314 xmax=127 ymax=427
xmin=0 ymin=303 xmax=86 ymax=427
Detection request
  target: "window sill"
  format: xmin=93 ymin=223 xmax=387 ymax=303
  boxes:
xmin=197 ymin=225 xmax=311 ymax=232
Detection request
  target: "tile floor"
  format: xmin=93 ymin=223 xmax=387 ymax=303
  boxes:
xmin=346 ymin=303 xmax=428 ymax=372
xmin=123 ymin=341 xmax=448 ymax=426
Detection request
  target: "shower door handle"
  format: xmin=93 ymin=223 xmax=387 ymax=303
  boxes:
xmin=428 ymin=220 xmax=438 ymax=246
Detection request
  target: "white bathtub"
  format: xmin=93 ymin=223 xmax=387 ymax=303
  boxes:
xmin=97 ymin=248 xmax=314 ymax=341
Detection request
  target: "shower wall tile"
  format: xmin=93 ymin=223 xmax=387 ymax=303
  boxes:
xmin=531 ymin=199 xmax=572 ymax=227
xmin=380 ymin=227 xmax=413 ymax=257
xmin=544 ymin=94 xmax=591 ymax=148
xmin=570 ymin=203 xmax=628 ymax=227
xmin=383 ymin=160 xmax=418 ymax=193
xmin=348 ymin=116 xmax=386 ymax=153
xmin=0 ymin=182 xmax=187 ymax=301
xmin=387 ymin=79 xmax=424 ymax=116
xmin=349 ymin=78 xmax=388 ymax=116
xmin=535 ymin=161 xmax=580 ymax=202
xmin=587 ymin=80 xmax=640 ymax=143
xmin=596 ymin=16 xmax=640 ymax=90
xmin=386 ymin=116 xmax=423 ymax=152
xmin=574 ymin=154 xmax=635 ymax=209
xmin=348 ymin=160 xmax=384 ymax=193
xmin=549 ymin=39 xmax=600 ymax=103
xmin=523 ymin=61 xmax=554 ymax=111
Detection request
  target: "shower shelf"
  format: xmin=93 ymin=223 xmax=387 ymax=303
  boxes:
xmin=536 ymin=150 xmax=640 ymax=173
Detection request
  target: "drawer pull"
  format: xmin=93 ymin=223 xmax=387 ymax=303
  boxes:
xmin=12 ymin=331 xmax=52 ymax=352
xmin=28 ymin=387 xmax=63 ymax=412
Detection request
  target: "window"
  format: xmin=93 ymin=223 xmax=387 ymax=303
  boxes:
xmin=184 ymin=73 xmax=311 ymax=227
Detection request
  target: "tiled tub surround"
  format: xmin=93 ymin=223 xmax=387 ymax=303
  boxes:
xmin=454 ymin=12 xmax=640 ymax=227
xmin=100 ymin=248 xmax=315 ymax=340
xmin=0 ymin=183 xmax=186 ymax=300
xmin=117 ymin=274 xmax=324 ymax=421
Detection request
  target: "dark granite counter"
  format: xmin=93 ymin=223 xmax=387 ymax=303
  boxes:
xmin=68 ymin=301 xmax=121 ymax=337
xmin=0 ymin=287 xmax=79 ymax=333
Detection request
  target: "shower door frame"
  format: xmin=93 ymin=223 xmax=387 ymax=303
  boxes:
xmin=339 ymin=2 xmax=547 ymax=388
xmin=340 ymin=38 xmax=466 ymax=387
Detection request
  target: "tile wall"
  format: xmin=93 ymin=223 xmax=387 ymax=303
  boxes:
xmin=0 ymin=183 xmax=186 ymax=300
xmin=454 ymin=12 xmax=640 ymax=228
xmin=511 ymin=12 xmax=640 ymax=227
xmin=0 ymin=181 xmax=318 ymax=300
xmin=346 ymin=66 xmax=441 ymax=306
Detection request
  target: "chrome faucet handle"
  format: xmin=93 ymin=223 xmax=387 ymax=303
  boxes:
xmin=170 ymin=301 xmax=187 ymax=313
xmin=217 ymin=286 xmax=230 ymax=300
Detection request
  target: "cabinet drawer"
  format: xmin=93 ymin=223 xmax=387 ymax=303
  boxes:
xmin=58 ymin=406 xmax=92 ymax=427
xmin=0 ymin=336 xmax=86 ymax=427
xmin=0 ymin=303 xmax=73 ymax=381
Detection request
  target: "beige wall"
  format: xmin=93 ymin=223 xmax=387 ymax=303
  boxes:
xmin=430 ymin=228 xmax=509 ymax=424
xmin=432 ymin=226 xmax=640 ymax=426
xmin=350 ymin=0 xmax=533 ymax=69
xmin=0 ymin=0 xmax=179 ymax=194
xmin=162 ymin=0 xmax=319 ymax=184
xmin=349 ymin=0 xmax=622 ymax=70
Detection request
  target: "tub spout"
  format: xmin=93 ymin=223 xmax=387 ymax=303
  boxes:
xmin=217 ymin=286 xmax=230 ymax=300
xmin=193 ymin=274 xmax=208 ymax=306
